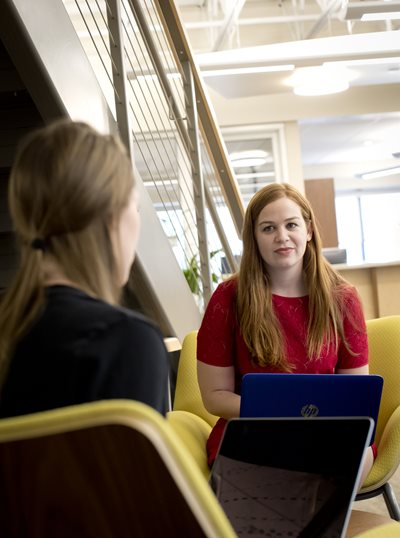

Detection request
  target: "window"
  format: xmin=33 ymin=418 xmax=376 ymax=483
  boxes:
xmin=222 ymin=124 xmax=288 ymax=207
xmin=336 ymin=191 xmax=400 ymax=264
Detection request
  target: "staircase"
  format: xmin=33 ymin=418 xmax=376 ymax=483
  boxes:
xmin=0 ymin=0 xmax=201 ymax=339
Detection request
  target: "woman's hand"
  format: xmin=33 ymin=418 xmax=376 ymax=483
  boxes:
xmin=336 ymin=364 xmax=369 ymax=374
xmin=197 ymin=361 xmax=241 ymax=419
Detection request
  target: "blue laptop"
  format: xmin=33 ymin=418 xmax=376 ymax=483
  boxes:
xmin=240 ymin=373 xmax=384 ymax=443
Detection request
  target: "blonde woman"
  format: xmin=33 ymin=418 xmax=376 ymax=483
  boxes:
xmin=0 ymin=119 xmax=169 ymax=416
xmin=197 ymin=182 xmax=375 ymax=483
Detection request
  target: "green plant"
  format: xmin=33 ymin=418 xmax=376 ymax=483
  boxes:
xmin=183 ymin=250 xmax=221 ymax=295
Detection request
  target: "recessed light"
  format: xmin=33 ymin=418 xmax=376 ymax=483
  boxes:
xmin=343 ymin=0 xmax=400 ymax=20
xmin=229 ymin=150 xmax=270 ymax=169
xmin=325 ymin=57 xmax=400 ymax=67
xmin=359 ymin=166 xmax=400 ymax=180
xmin=293 ymin=80 xmax=349 ymax=96
xmin=286 ymin=65 xmax=354 ymax=96
xmin=361 ymin=12 xmax=400 ymax=20
xmin=201 ymin=65 xmax=295 ymax=77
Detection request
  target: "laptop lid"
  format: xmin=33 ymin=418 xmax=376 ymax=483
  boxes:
xmin=240 ymin=373 xmax=383 ymax=443
xmin=210 ymin=416 xmax=373 ymax=538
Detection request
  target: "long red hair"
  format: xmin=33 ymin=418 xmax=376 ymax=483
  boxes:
xmin=237 ymin=183 xmax=356 ymax=369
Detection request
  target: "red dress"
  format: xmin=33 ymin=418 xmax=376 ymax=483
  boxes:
xmin=197 ymin=279 xmax=368 ymax=465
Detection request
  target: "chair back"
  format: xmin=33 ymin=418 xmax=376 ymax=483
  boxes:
xmin=0 ymin=400 xmax=236 ymax=538
xmin=366 ymin=315 xmax=400 ymax=444
xmin=173 ymin=331 xmax=218 ymax=427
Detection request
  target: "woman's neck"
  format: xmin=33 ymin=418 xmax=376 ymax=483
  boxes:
xmin=268 ymin=267 xmax=308 ymax=297
xmin=42 ymin=256 xmax=80 ymax=289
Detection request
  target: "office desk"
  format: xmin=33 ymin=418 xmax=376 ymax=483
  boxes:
xmin=337 ymin=261 xmax=400 ymax=319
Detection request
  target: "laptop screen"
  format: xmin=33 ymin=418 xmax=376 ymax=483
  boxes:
xmin=210 ymin=417 xmax=373 ymax=538
xmin=239 ymin=373 xmax=383 ymax=443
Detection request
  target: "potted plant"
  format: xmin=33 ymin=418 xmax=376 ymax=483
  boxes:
xmin=183 ymin=249 xmax=221 ymax=296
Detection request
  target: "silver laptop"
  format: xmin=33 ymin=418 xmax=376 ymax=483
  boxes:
xmin=210 ymin=416 xmax=373 ymax=537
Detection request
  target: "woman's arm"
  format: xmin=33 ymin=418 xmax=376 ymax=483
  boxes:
xmin=197 ymin=361 xmax=240 ymax=419
xmin=336 ymin=286 xmax=369 ymax=371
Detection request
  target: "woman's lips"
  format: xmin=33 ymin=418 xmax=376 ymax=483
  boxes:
xmin=274 ymin=247 xmax=294 ymax=254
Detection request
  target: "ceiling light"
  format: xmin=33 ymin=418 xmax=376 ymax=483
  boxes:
xmin=361 ymin=11 xmax=400 ymax=20
xmin=325 ymin=57 xmax=400 ymax=67
xmin=235 ymin=172 xmax=275 ymax=180
xmin=286 ymin=65 xmax=354 ymax=96
xmin=359 ymin=166 xmax=400 ymax=180
xmin=201 ymin=65 xmax=295 ymax=77
xmin=343 ymin=0 xmax=400 ymax=20
xmin=294 ymin=79 xmax=349 ymax=96
xmin=229 ymin=150 xmax=270 ymax=168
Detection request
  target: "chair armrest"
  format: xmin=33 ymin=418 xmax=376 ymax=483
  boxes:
xmin=361 ymin=405 xmax=400 ymax=491
xmin=167 ymin=410 xmax=212 ymax=480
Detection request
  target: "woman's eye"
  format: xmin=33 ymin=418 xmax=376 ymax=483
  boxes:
xmin=287 ymin=222 xmax=298 ymax=230
xmin=262 ymin=225 xmax=274 ymax=233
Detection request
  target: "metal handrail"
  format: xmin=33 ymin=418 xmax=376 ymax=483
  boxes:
xmin=154 ymin=0 xmax=245 ymax=235
xmin=63 ymin=0 xmax=243 ymax=310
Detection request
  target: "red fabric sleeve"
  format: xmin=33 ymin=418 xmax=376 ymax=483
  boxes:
xmin=197 ymin=280 xmax=237 ymax=367
xmin=336 ymin=286 xmax=368 ymax=370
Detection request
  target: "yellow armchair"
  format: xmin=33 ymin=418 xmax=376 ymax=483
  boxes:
xmin=172 ymin=330 xmax=217 ymax=428
xmin=170 ymin=318 xmax=400 ymax=522
xmin=356 ymin=315 xmax=400 ymax=520
xmin=167 ymin=330 xmax=216 ymax=479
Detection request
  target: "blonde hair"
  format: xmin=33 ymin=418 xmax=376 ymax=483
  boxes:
xmin=0 ymin=119 xmax=135 ymax=381
xmin=237 ymin=182 xmax=354 ymax=370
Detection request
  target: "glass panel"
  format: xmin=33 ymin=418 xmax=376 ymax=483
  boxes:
xmin=225 ymin=138 xmax=275 ymax=207
xmin=336 ymin=192 xmax=400 ymax=265
xmin=361 ymin=192 xmax=400 ymax=263
xmin=335 ymin=196 xmax=363 ymax=265
xmin=221 ymin=124 xmax=287 ymax=208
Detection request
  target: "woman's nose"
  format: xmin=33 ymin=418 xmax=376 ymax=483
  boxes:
xmin=275 ymin=226 xmax=288 ymax=242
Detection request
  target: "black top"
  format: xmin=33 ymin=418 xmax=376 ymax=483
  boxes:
xmin=0 ymin=286 xmax=169 ymax=417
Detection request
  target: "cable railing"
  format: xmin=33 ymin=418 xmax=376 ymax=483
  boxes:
xmin=62 ymin=0 xmax=244 ymax=311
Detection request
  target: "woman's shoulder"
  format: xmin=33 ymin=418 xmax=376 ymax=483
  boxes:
xmin=213 ymin=276 xmax=238 ymax=299
xmin=335 ymin=283 xmax=362 ymax=307
xmin=45 ymin=285 xmax=162 ymax=338
xmin=203 ymin=277 xmax=238 ymax=315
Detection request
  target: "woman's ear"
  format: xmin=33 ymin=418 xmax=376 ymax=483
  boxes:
xmin=307 ymin=224 xmax=313 ymax=242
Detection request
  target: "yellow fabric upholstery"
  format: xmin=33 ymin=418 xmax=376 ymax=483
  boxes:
xmin=0 ymin=400 xmax=236 ymax=538
xmin=366 ymin=316 xmax=400 ymax=446
xmin=357 ymin=316 xmax=400 ymax=520
xmin=167 ymin=409 xmax=212 ymax=479
xmin=173 ymin=330 xmax=218 ymax=428
xmin=362 ymin=316 xmax=400 ymax=491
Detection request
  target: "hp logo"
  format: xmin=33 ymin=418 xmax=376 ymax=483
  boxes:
xmin=301 ymin=404 xmax=319 ymax=418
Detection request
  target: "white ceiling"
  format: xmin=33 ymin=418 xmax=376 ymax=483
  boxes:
xmin=176 ymin=0 xmax=400 ymax=192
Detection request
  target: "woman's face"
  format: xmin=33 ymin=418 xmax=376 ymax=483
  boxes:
xmin=254 ymin=196 xmax=312 ymax=276
xmin=110 ymin=187 xmax=141 ymax=286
